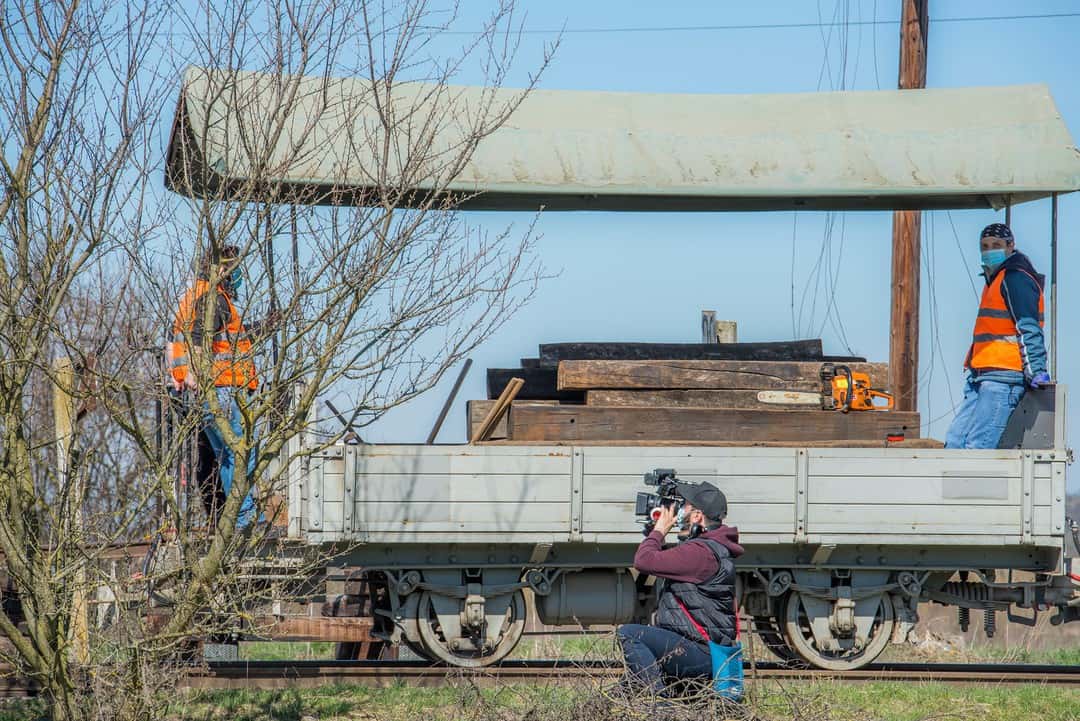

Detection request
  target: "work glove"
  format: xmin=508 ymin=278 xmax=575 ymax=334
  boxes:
xmin=1028 ymin=371 xmax=1052 ymax=390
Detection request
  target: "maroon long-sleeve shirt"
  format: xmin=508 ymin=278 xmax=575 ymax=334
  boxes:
xmin=633 ymin=525 xmax=744 ymax=583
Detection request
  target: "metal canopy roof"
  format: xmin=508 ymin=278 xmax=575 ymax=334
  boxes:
xmin=166 ymin=67 xmax=1080 ymax=211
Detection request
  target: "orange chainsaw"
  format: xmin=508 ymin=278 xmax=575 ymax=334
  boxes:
xmin=819 ymin=363 xmax=894 ymax=412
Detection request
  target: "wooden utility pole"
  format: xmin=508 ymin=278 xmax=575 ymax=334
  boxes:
xmin=889 ymin=0 xmax=928 ymax=412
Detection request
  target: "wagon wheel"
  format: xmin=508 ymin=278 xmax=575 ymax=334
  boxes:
xmin=415 ymin=589 xmax=526 ymax=668
xmin=781 ymin=591 xmax=894 ymax=671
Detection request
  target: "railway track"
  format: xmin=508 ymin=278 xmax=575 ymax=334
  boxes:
xmin=180 ymin=659 xmax=1080 ymax=691
xmin=3 ymin=660 xmax=1079 ymax=697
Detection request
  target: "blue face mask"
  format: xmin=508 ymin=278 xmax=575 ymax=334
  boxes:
xmin=675 ymin=507 xmax=686 ymax=529
xmin=981 ymin=248 xmax=1007 ymax=272
xmin=229 ymin=267 xmax=244 ymax=293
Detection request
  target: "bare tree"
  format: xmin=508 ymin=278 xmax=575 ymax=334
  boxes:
xmin=1 ymin=0 xmax=552 ymax=718
xmin=0 ymin=0 xmax=177 ymax=716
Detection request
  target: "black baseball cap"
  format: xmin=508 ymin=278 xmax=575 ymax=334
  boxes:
xmin=676 ymin=481 xmax=728 ymax=521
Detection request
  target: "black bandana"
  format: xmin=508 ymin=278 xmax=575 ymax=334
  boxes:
xmin=981 ymin=223 xmax=1014 ymax=241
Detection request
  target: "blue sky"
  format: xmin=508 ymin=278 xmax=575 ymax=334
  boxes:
xmin=359 ymin=1 xmax=1080 ymax=488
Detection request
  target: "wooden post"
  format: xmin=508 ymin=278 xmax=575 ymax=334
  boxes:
xmin=889 ymin=0 xmax=928 ymax=412
xmin=700 ymin=310 xmax=717 ymax=343
xmin=700 ymin=311 xmax=737 ymax=344
xmin=54 ymin=359 xmax=89 ymax=665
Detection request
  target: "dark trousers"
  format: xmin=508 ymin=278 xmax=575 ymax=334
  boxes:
xmin=196 ymin=427 xmax=225 ymax=524
xmin=616 ymin=624 xmax=711 ymax=695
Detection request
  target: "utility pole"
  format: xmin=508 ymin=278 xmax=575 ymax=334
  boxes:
xmin=889 ymin=0 xmax=928 ymax=412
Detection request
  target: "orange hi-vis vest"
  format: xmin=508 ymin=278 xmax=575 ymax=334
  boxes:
xmin=965 ymin=268 xmax=1044 ymax=374
xmin=169 ymin=279 xmax=258 ymax=390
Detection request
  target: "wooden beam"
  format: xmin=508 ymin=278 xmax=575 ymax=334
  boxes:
xmin=586 ymin=389 xmax=822 ymax=411
xmin=471 ymin=377 xmax=524 ymax=443
xmin=890 ymin=0 xmax=929 ymax=412
xmin=508 ymin=405 xmax=920 ymax=443
xmin=467 ymin=399 xmax=558 ymax=440
xmin=557 ymin=360 xmax=888 ymax=392
xmin=487 ymin=367 xmax=584 ymax=401
xmin=539 ymin=339 xmax=825 ymax=367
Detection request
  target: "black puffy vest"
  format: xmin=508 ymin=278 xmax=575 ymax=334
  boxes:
xmin=654 ymin=538 xmax=737 ymax=646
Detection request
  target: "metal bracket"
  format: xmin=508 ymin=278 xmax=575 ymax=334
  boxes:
xmin=344 ymin=444 xmax=356 ymax=535
xmin=810 ymin=544 xmax=836 ymax=565
xmin=1006 ymin=605 xmax=1038 ymax=627
xmin=570 ymin=450 xmax=584 ymax=542
xmin=794 ymin=449 xmax=809 ymax=543
xmin=529 ymin=542 xmax=553 ymax=564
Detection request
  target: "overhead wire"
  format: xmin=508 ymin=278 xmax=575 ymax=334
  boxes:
xmin=920 ymin=212 xmax=966 ymax=435
xmin=793 ymin=0 xmax=855 ymax=355
xmin=433 ymin=11 xmax=1080 ymax=36
xmin=871 ymin=0 xmax=881 ymax=89
xmin=945 ymin=210 xmax=982 ymax=301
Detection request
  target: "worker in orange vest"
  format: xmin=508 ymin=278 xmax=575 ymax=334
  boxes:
xmin=945 ymin=224 xmax=1050 ymax=449
xmin=169 ymin=244 xmax=264 ymax=527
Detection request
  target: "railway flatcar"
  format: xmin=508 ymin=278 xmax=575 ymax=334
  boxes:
xmin=272 ymin=385 xmax=1078 ymax=669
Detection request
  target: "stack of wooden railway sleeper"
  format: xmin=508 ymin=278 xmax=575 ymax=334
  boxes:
xmin=468 ymin=339 xmax=925 ymax=445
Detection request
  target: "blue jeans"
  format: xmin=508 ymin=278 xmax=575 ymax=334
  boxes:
xmin=616 ymin=624 xmax=711 ymax=695
xmin=203 ymin=387 xmax=258 ymax=527
xmin=944 ymin=377 xmax=1025 ymax=449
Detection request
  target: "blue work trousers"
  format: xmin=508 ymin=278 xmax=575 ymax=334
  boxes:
xmin=944 ymin=377 xmax=1025 ymax=449
xmin=203 ymin=387 xmax=258 ymax=527
xmin=616 ymin=624 xmax=711 ymax=696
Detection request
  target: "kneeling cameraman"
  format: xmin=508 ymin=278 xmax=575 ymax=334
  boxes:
xmin=617 ymin=481 xmax=743 ymax=696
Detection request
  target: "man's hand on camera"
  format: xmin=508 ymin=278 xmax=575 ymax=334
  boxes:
xmin=652 ymin=505 xmax=677 ymax=536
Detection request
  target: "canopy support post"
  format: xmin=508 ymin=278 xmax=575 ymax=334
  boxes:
xmin=1050 ymin=192 xmax=1058 ymax=379
xmin=889 ymin=0 xmax=929 ymax=413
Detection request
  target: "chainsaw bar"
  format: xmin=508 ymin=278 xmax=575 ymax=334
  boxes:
xmin=756 ymin=391 xmax=821 ymax=406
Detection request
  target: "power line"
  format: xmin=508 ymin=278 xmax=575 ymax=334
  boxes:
xmin=446 ymin=11 xmax=1080 ymax=36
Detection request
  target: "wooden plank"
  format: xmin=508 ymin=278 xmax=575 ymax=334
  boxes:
xmin=472 ymin=377 xmax=523 ymax=443
xmin=558 ymin=360 xmax=888 ymax=392
xmin=539 ymin=339 xmax=825 ymax=367
xmin=255 ymin=617 xmax=375 ymax=642
xmin=508 ymin=405 xmax=919 ymax=443
xmin=487 ymin=367 xmax=585 ymax=401
xmin=586 ymin=389 xmax=827 ymax=410
xmin=467 ymin=399 xmax=559 ymax=440
xmin=520 ymin=358 xmax=541 ymax=368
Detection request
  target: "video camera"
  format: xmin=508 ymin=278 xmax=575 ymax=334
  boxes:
xmin=635 ymin=468 xmax=680 ymax=517
xmin=635 ymin=468 xmax=686 ymax=534
xmin=636 ymin=469 xmax=728 ymax=536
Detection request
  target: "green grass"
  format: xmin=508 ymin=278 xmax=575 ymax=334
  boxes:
xmin=177 ymin=681 xmax=1080 ymax=721
xmin=510 ymin=633 xmax=620 ymax=661
xmin=238 ymin=641 xmax=336 ymax=660
xmin=967 ymin=645 xmax=1080 ymax=666
xmin=2 ymin=678 xmax=1078 ymax=721
xmin=172 ymin=683 xmax=585 ymax=721
xmin=767 ymin=680 xmax=1080 ymax=721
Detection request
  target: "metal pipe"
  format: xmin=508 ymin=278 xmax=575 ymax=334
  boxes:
xmin=426 ymin=358 xmax=473 ymax=444
xmin=1051 ymin=193 xmax=1058 ymax=378
xmin=1005 ymin=201 xmax=1012 ymax=227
